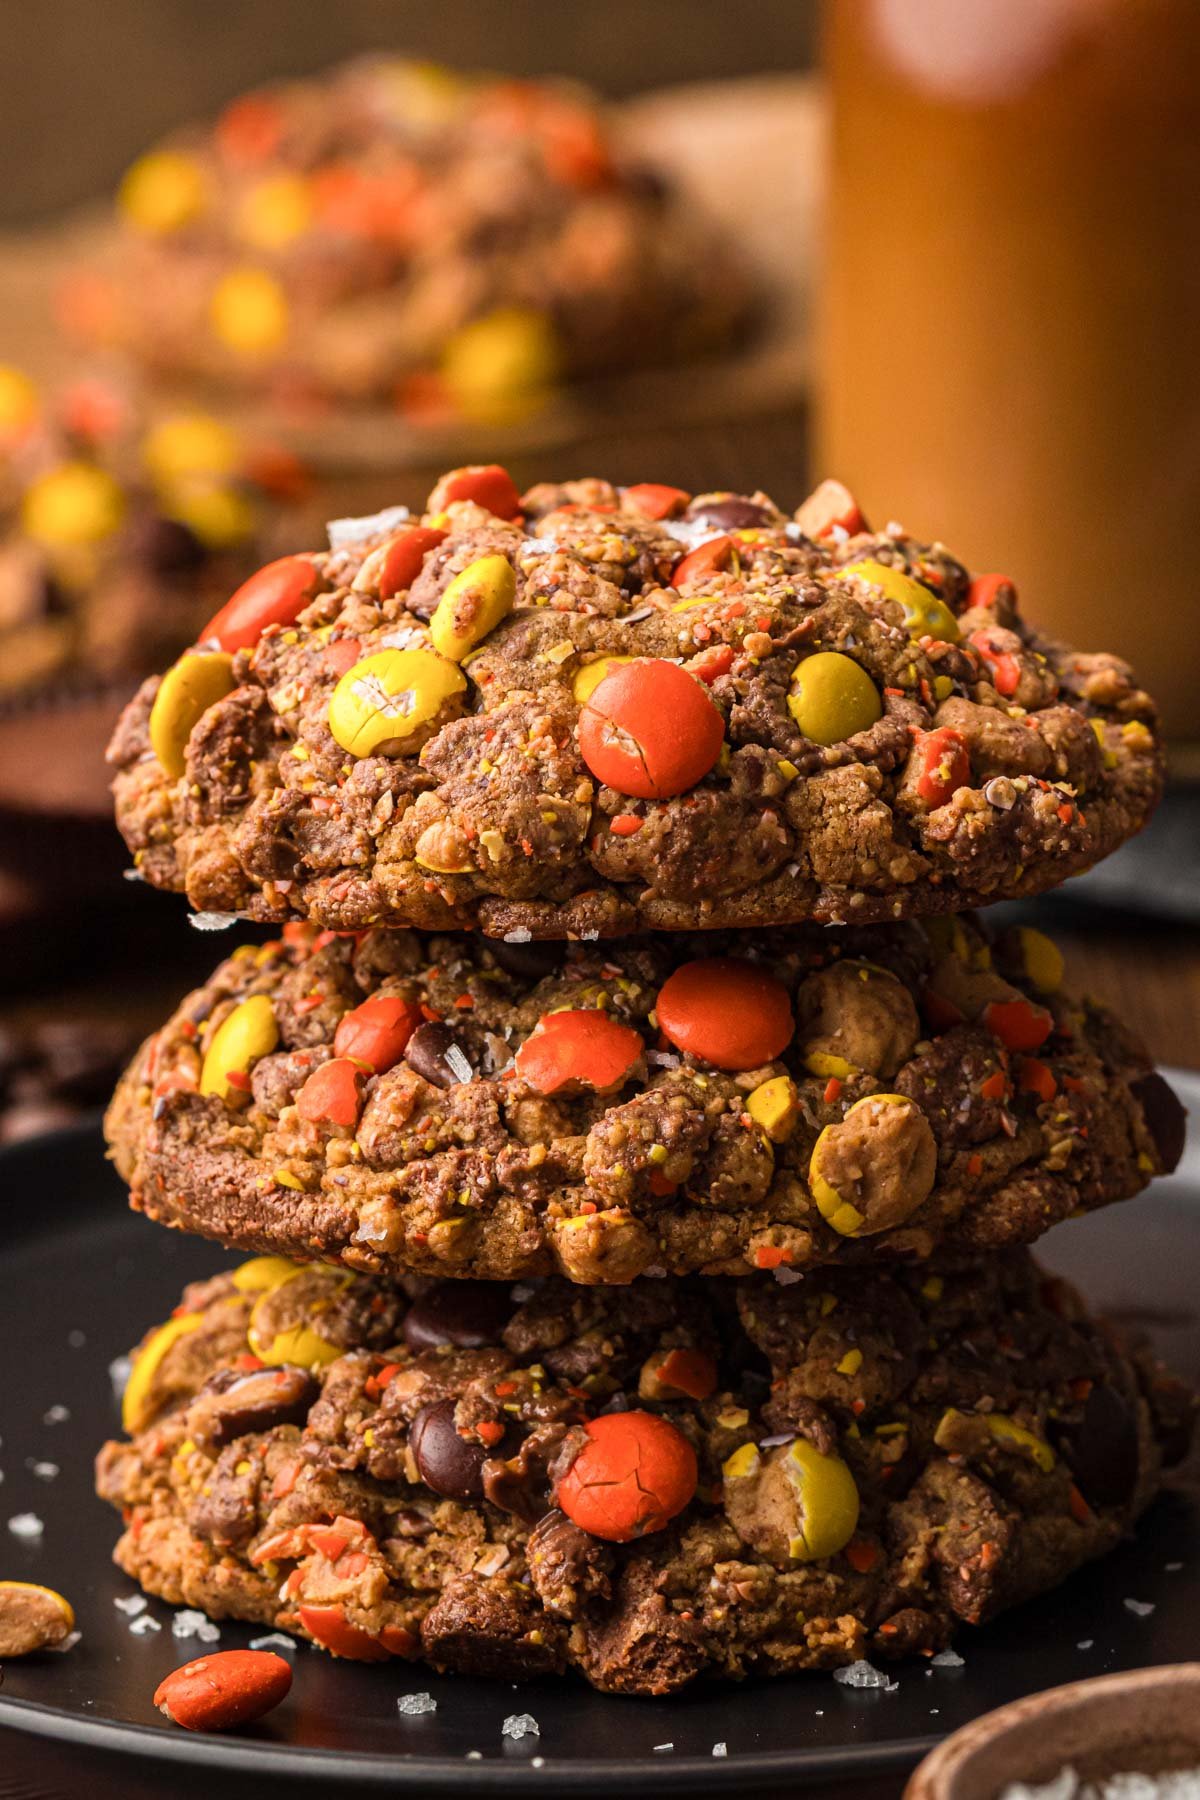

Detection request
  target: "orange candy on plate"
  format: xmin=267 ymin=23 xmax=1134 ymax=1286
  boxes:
xmin=514 ymin=1009 xmax=642 ymax=1095
xmin=333 ymin=995 xmax=423 ymax=1072
xmin=578 ymin=659 xmax=724 ymax=800
xmin=556 ymin=1411 xmax=697 ymax=1542
xmin=201 ymin=554 xmax=323 ymax=652
xmin=656 ymin=957 xmax=794 ymax=1071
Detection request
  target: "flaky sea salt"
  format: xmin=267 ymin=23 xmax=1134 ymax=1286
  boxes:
xmin=932 ymin=1649 xmax=965 ymax=1668
xmin=833 ymin=1659 xmax=899 ymax=1693
xmin=188 ymin=911 xmax=243 ymax=932
xmin=172 ymin=1610 xmax=220 ymax=1642
xmin=327 ymin=504 xmax=410 ymax=550
xmin=713 ymin=1743 xmax=728 ymax=1757
xmin=502 ymin=1713 xmax=540 ymax=1740
xmin=1000 ymin=1768 xmax=1200 ymax=1800
xmin=114 ymin=1594 xmax=148 ymax=1616
xmin=250 ymin=1632 xmax=297 ymax=1652
xmin=397 ymin=1692 xmax=438 ymax=1717
xmin=502 ymin=928 xmax=532 ymax=944
xmin=129 ymin=1614 xmax=161 ymax=1635
xmin=444 ymin=1044 xmax=473 ymax=1084
xmin=1124 ymin=1598 xmax=1155 ymax=1618
xmin=49 ymin=1630 xmax=81 ymax=1653
xmin=43 ymin=1405 xmax=70 ymax=1425
xmin=8 ymin=1512 xmax=43 ymax=1539
xmin=109 ymin=1355 xmax=132 ymax=1400
xmin=653 ymin=1743 xmax=674 ymax=1753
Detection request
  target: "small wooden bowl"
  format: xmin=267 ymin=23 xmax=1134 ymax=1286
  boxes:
xmin=906 ymin=1665 xmax=1200 ymax=1800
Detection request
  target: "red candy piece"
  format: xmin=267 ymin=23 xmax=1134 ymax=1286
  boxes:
xmin=376 ymin=526 xmax=447 ymax=599
xmin=333 ymin=995 xmax=423 ymax=1072
xmin=217 ymin=95 xmax=285 ymax=164
xmin=202 ymin=555 xmax=323 ymax=653
xmin=579 ymin=659 xmax=724 ymax=800
xmin=297 ymin=1604 xmax=392 ymax=1662
xmin=688 ymin=643 xmax=734 ymax=684
xmin=556 ymin=1411 xmax=697 ymax=1542
xmin=793 ymin=478 xmax=865 ymax=540
xmin=154 ymin=1649 xmax=292 ymax=1733
xmin=651 ymin=1348 xmax=719 ymax=1400
xmin=656 ymin=957 xmax=794 ymax=1071
xmin=969 ymin=628 xmax=1022 ymax=698
xmin=1018 ymin=1056 xmax=1058 ymax=1103
xmin=623 ymin=482 xmax=691 ymax=520
xmin=428 ymin=464 xmax=521 ymax=520
xmin=670 ymin=534 xmax=736 ymax=588
xmin=914 ymin=726 xmax=971 ymax=808
xmin=514 ymin=1008 xmax=642 ymax=1095
xmin=968 ymin=573 xmax=1017 ymax=611
xmin=296 ymin=1058 xmax=364 ymax=1127
xmin=983 ymin=997 xmax=1053 ymax=1052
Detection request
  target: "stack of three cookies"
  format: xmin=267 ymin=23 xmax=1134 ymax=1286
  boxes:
xmin=97 ymin=462 xmax=1193 ymax=1694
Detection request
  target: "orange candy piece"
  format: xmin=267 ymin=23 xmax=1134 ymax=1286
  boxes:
xmin=652 ymin=1347 xmax=719 ymax=1400
xmin=154 ymin=1649 xmax=292 ymax=1732
xmin=670 ymin=534 xmax=736 ymax=588
xmin=623 ymin=482 xmax=691 ymax=520
xmin=333 ymin=995 xmax=423 ymax=1072
xmin=514 ymin=1009 xmax=642 ymax=1095
xmin=427 ymin=463 xmax=522 ymax=520
xmin=296 ymin=1604 xmax=392 ymax=1662
xmin=201 ymin=554 xmax=323 ymax=653
xmin=556 ymin=1412 xmax=697 ymax=1542
xmin=656 ymin=957 xmax=794 ymax=1071
xmin=578 ymin=659 xmax=724 ymax=800
xmin=296 ymin=1058 xmax=364 ymax=1128
xmin=983 ymin=996 xmax=1053 ymax=1053
xmin=793 ymin=478 xmax=865 ymax=541
xmin=376 ymin=526 xmax=447 ymax=599
xmin=969 ymin=627 xmax=1022 ymax=698
xmin=967 ymin=573 xmax=1017 ymax=612
xmin=914 ymin=726 xmax=971 ymax=807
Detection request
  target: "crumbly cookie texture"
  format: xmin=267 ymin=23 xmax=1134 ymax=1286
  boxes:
xmin=75 ymin=61 xmax=749 ymax=406
xmin=95 ymin=1254 xmax=1195 ymax=1695
xmin=104 ymin=912 xmax=1183 ymax=1286
xmin=107 ymin=468 xmax=1163 ymax=935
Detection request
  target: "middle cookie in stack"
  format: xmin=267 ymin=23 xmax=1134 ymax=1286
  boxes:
xmin=107 ymin=915 xmax=1180 ymax=1284
xmin=99 ymin=464 xmax=1189 ymax=1690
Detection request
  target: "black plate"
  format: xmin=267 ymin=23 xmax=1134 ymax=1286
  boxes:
xmin=0 ymin=1103 xmax=1198 ymax=1795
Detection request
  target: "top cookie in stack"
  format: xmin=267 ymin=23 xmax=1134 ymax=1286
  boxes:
xmin=108 ymin=464 xmax=1163 ymax=937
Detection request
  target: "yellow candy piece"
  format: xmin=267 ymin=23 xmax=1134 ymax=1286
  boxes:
xmin=199 ymin=993 xmax=278 ymax=1101
xmin=247 ymin=1278 xmax=343 ymax=1368
xmin=781 ymin=1439 xmax=860 ymax=1560
xmin=143 ymin=413 xmax=240 ymax=483
xmin=841 ymin=557 xmax=961 ymax=644
xmin=210 ymin=267 xmax=289 ymax=356
xmin=237 ymin=173 xmax=313 ymax=249
xmin=119 ymin=150 xmax=207 ymax=234
xmin=231 ymin=1255 xmax=304 ymax=1295
xmin=121 ymin=1312 xmax=202 ymax=1432
xmin=803 ymin=1049 xmax=854 ymax=1081
xmin=985 ymin=1412 xmax=1057 ymax=1472
xmin=329 ymin=648 xmax=466 ymax=757
xmin=0 ymin=1582 xmax=76 ymax=1652
xmin=429 ymin=554 xmax=516 ymax=661
xmin=746 ymin=1075 xmax=800 ymax=1142
xmin=787 ymin=651 xmax=882 ymax=746
xmin=149 ymin=650 xmax=237 ymax=778
xmin=722 ymin=1443 xmax=762 ymax=1481
xmin=165 ymin=481 xmax=256 ymax=548
xmin=1015 ymin=926 xmax=1064 ymax=995
xmin=21 ymin=462 xmax=125 ymax=549
xmin=572 ymin=655 xmax=636 ymax=704
xmin=0 ymin=366 xmax=39 ymax=440
xmin=440 ymin=306 xmax=562 ymax=425
xmin=809 ymin=1094 xmax=918 ymax=1237
xmin=377 ymin=58 xmax=468 ymax=131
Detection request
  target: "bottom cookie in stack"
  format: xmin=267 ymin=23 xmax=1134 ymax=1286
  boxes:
xmin=95 ymin=1255 xmax=1195 ymax=1696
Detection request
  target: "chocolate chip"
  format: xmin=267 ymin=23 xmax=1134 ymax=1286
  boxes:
xmin=403 ymin=1280 xmax=514 ymax=1352
xmin=1130 ymin=1072 xmax=1186 ymax=1174
xmin=410 ymin=1398 xmax=487 ymax=1499
xmin=1061 ymin=1383 xmax=1141 ymax=1508
xmin=684 ymin=497 xmax=772 ymax=532
xmin=405 ymin=1020 xmax=472 ymax=1088
xmin=123 ymin=511 xmax=207 ymax=576
xmin=192 ymin=1364 xmax=318 ymax=1447
xmin=487 ymin=939 xmax=564 ymax=982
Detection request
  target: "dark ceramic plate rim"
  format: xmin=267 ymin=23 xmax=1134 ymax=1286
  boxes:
xmin=0 ymin=1082 xmax=1196 ymax=1792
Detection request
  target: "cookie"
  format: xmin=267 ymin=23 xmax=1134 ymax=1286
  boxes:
xmin=68 ymin=61 xmax=750 ymax=409
xmin=0 ymin=371 xmax=306 ymax=694
xmin=107 ymin=469 xmax=1163 ymax=934
xmin=95 ymin=1253 xmax=1194 ymax=1694
xmin=104 ymin=913 xmax=1183 ymax=1285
